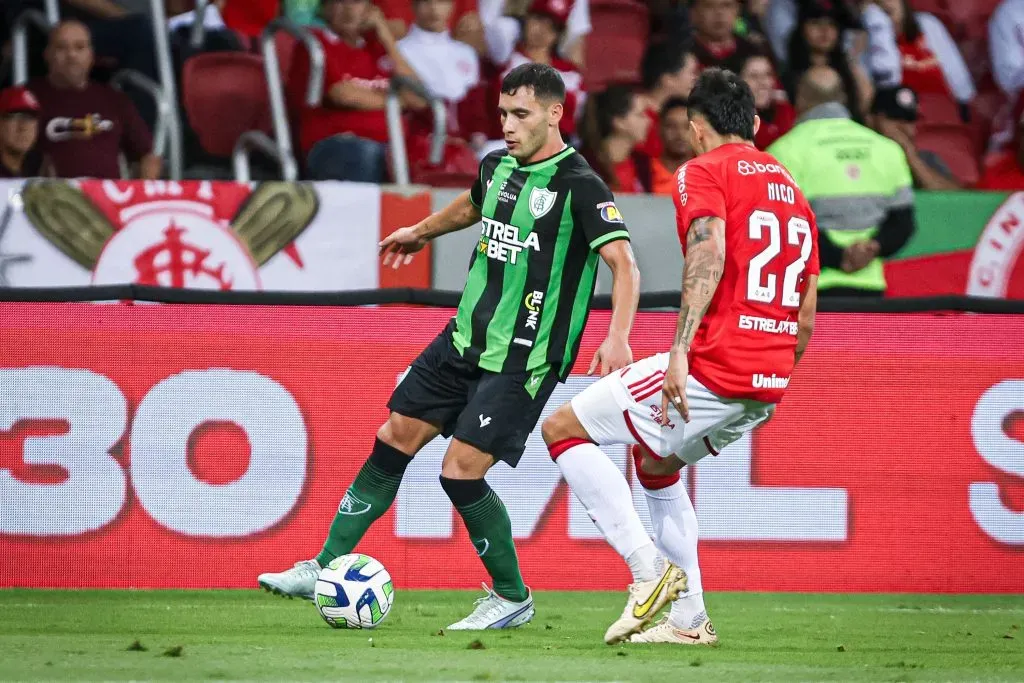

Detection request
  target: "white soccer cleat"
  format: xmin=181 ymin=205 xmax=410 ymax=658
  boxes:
xmin=628 ymin=616 xmax=719 ymax=645
xmin=604 ymin=563 xmax=688 ymax=644
xmin=257 ymin=560 xmax=321 ymax=600
xmin=447 ymin=584 xmax=535 ymax=630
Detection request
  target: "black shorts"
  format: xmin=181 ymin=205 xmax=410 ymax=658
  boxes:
xmin=387 ymin=323 xmax=559 ymax=467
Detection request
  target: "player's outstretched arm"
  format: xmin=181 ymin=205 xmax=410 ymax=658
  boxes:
xmin=795 ymin=274 xmax=818 ymax=366
xmin=661 ymin=216 xmax=726 ymax=423
xmin=380 ymin=190 xmax=482 ymax=269
xmin=589 ymin=240 xmax=640 ymax=376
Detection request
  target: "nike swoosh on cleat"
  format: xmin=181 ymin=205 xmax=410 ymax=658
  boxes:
xmin=678 ymin=632 xmax=702 ymax=641
xmin=632 ymin=571 xmax=672 ymax=619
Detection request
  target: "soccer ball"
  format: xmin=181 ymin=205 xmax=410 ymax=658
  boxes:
xmin=314 ymin=554 xmax=395 ymax=629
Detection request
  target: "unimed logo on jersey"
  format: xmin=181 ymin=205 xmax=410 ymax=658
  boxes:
xmin=752 ymin=373 xmax=790 ymax=389
xmin=479 ymin=217 xmax=540 ymax=264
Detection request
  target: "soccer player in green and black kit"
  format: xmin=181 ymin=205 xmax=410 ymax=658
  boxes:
xmin=258 ymin=63 xmax=641 ymax=630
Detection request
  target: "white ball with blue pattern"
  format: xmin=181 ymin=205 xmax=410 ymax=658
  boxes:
xmin=314 ymin=554 xmax=395 ymax=629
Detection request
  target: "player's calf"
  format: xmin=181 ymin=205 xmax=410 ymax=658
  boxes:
xmin=440 ymin=440 xmax=531 ymax=624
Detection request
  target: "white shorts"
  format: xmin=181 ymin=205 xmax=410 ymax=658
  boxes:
xmin=571 ymin=353 xmax=775 ymax=465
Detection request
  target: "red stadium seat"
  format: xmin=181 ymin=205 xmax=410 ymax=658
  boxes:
xmin=916 ymin=92 xmax=961 ymax=125
xmin=182 ymin=52 xmax=272 ymax=159
xmin=916 ymin=123 xmax=982 ymax=186
xmin=274 ymin=29 xmax=298 ymax=81
xmin=586 ymin=0 xmax=649 ymax=90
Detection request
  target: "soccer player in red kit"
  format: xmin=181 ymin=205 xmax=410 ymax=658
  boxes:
xmin=541 ymin=68 xmax=820 ymax=645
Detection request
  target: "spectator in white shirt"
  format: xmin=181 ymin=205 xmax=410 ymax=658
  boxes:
xmin=479 ymin=0 xmax=590 ymax=67
xmin=991 ymin=0 xmax=1024 ymax=98
xmin=398 ymin=0 xmax=481 ymax=105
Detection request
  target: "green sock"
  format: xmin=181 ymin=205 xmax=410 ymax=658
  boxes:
xmin=315 ymin=439 xmax=410 ymax=567
xmin=443 ymin=478 xmax=528 ymax=603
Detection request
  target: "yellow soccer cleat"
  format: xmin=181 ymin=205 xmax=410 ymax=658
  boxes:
xmin=603 ymin=563 xmax=688 ymax=644
xmin=628 ymin=616 xmax=719 ymax=645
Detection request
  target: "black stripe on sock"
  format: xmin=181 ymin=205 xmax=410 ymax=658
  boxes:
xmin=370 ymin=437 xmax=414 ymax=476
xmin=438 ymin=475 xmax=488 ymax=508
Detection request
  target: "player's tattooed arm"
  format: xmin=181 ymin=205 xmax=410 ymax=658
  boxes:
xmin=673 ymin=216 xmax=726 ymax=352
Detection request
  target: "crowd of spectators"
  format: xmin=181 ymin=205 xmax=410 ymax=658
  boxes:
xmin=0 ymin=0 xmax=1023 ymax=191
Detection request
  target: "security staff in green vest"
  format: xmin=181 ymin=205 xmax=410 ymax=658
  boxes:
xmin=768 ymin=66 xmax=916 ymax=297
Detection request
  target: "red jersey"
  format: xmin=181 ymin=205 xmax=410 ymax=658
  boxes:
xmin=673 ymin=143 xmax=820 ymax=404
xmin=637 ymin=106 xmax=661 ymax=158
xmin=288 ymin=29 xmax=392 ymax=154
xmin=897 ymin=35 xmax=950 ymax=97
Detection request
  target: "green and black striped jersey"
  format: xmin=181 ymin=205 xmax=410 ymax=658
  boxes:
xmin=453 ymin=146 xmax=630 ymax=380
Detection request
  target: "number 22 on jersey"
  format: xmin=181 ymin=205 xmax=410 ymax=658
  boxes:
xmin=746 ymin=210 xmax=813 ymax=308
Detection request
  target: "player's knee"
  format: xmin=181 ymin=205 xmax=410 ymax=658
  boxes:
xmin=541 ymin=403 xmax=582 ymax=445
xmin=542 ymin=405 xmax=595 ymax=462
xmin=440 ymin=443 xmax=492 ymax=480
xmin=377 ymin=414 xmax=430 ymax=456
xmin=631 ymin=444 xmax=681 ymax=490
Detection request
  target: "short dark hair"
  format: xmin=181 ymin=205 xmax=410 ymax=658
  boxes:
xmin=501 ymin=63 xmax=566 ymax=103
xmin=686 ymin=67 xmax=755 ymax=140
xmin=661 ymin=96 xmax=689 ymax=120
xmin=641 ymin=42 xmax=692 ymax=92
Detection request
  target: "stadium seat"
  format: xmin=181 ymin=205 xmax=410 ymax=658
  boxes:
xmin=585 ymin=0 xmax=649 ymax=90
xmin=274 ymin=29 xmax=298 ymax=81
xmin=916 ymin=124 xmax=982 ymax=186
xmin=917 ymin=92 xmax=962 ymax=125
xmin=182 ymin=52 xmax=272 ymax=159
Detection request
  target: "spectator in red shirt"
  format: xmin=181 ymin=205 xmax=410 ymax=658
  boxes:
xmin=740 ymin=51 xmax=795 ymax=149
xmin=690 ymin=0 xmax=761 ymax=73
xmin=650 ymin=96 xmax=692 ymax=195
xmin=636 ymin=42 xmax=698 ymax=159
xmin=29 ymin=21 xmax=160 ymax=179
xmin=579 ymin=84 xmax=651 ymax=193
xmin=875 ymin=0 xmax=975 ymax=114
xmin=289 ymin=0 xmax=423 ymax=182
xmin=0 ymin=87 xmax=45 ymax=178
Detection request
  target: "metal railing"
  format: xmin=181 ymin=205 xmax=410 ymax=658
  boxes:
xmin=11 ymin=9 xmax=52 ymax=85
xmin=386 ymin=75 xmax=447 ymax=186
xmin=111 ymin=69 xmax=173 ymax=168
xmin=190 ymin=0 xmax=213 ymax=49
xmin=146 ymin=0 xmax=183 ymax=179
xmin=234 ymin=18 xmax=324 ymax=182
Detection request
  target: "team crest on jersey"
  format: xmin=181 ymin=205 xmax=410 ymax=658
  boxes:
xmin=529 ymin=187 xmax=557 ymax=219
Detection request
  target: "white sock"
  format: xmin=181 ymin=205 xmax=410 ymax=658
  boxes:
xmin=643 ymin=480 xmax=707 ymax=628
xmin=556 ymin=442 xmax=659 ymax=582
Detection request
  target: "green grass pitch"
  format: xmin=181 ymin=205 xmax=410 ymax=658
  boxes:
xmin=1 ymin=590 xmax=1022 ymax=681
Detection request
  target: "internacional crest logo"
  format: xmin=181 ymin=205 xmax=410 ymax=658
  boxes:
xmin=18 ymin=180 xmax=318 ymax=290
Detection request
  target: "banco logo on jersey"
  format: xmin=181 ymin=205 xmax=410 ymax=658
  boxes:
xmin=752 ymin=373 xmax=790 ymax=389
xmin=479 ymin=217 xmax=540 ymax=264
xmin=737 ymin=160 xmax=794 ymax=182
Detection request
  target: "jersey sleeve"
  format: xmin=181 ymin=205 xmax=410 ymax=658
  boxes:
xmin=805 ymin=210 xmax=821 ymax=277
xmin=675 ymin=161 xmax=726 ymax=245
xmin=469 ymin=151 xmax=502 ymax=207
xmin=571 ymin=174 xmax=630 ymax=251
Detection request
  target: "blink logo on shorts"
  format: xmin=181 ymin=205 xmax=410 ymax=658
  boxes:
xmin=478 ymin=217 xmax=541 ymax=264
xmin=752 ymin=373 xmax=790 ymax=389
